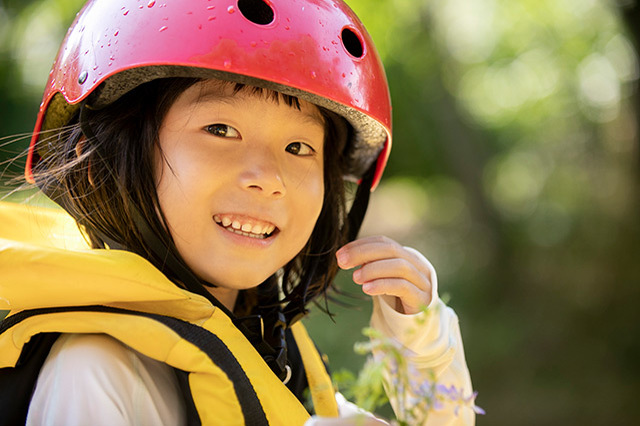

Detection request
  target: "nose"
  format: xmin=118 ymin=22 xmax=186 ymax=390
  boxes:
xmin=238 ymin=149 xmax=286 ymax=198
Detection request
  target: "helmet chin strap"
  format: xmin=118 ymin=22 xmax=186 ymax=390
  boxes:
xmin=346 ymin=162 xmax=376 ymax=242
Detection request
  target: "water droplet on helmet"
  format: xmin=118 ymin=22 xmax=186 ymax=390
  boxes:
xmin=114 ymin=30 xmax=119 ymax=36
xmin=208 ymin=16 xmax=216 ymax=21
xmin=224 ymin=60 xmax=232 ymax=69
xmin=207 ymin=5 xmax=215 ymax=10
xmin=310 ymin=71 xmax=317 ymax=79
xmin=250 ymin=41 xmax=257 ymax=47
xmin=147 ymin=0 xmax=156 ymax=8
xmin=159 ymin=26 xmax=168 ymax=32
xmin=285 ymin=26 xmax=290 ymax=30
xmin=227 ymin=6 xmax=236 ymax=14
xmin=123 ymin=9 xmax=129 ymax=15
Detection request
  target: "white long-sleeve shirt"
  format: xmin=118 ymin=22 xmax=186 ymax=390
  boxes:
xmin=307 ymin=256 xmax=475 ymax=426
xmin=369 ymin=254 xmax=474 ymax=425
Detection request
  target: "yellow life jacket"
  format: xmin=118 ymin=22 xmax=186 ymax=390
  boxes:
xmin=0 ymin=201 xmax=339 ymax=425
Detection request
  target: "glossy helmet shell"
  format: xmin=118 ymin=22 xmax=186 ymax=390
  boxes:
xmin=26 ymin=0 xmax=391 ymax=188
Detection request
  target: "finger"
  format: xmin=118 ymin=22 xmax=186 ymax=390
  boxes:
xmin=360 ymin=278 xmax=431 ymax=313
xmin=352 ymin=258 xmax=430 ymax=293
xmin=336 ymin=236 xmax=405 ymax=269
xmin=337 ymin=237 xmax=431 ymax=280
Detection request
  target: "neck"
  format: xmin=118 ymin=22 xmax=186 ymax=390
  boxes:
xmin=206 ymin=287 xmax=239 ymax=312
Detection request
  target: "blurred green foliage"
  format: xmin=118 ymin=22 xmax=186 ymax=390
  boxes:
xmin=1 ymin=0 xmax=639 ymax=424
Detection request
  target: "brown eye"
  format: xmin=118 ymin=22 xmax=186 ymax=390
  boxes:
xmin=286 ymin=142 xmax=315 ymax=156
xmin=205 ymin=124 xmax=240 ymax=138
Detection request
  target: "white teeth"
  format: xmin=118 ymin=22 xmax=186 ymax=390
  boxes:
xmin=226 ymin=227 xmax=267 ymax=239
xmin=215 ymin=215 xmax=276 ymax=237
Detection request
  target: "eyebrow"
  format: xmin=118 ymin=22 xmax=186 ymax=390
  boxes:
xmin=191 ymin=85 xmax=326 ymax=129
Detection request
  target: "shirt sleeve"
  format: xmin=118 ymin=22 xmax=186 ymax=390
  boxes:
xmin=26 ymin=333 xmax=186 ymax=426
xmin=370 ymin=251 xmax=475 ymax=425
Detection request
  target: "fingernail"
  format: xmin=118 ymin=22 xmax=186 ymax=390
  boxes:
xmin=353 ymin=269 xmax=361 ymax=281
xmin=336 ymin=250 xmax=348 ymax=267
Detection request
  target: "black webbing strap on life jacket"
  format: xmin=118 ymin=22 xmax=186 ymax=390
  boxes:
xmin=0 ymin=332 xmax=60 ymax=426
xmin=0 ymin=306 xmax=269 ymax=426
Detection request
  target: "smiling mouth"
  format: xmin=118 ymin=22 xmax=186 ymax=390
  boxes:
xmin=213 ymin=214 xmax=278 ymax=240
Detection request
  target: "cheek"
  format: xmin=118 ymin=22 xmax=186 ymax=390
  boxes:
xmin=153 ymin=140 xmax=200 ymax=235
xmin=154 ymin=135 xmax=203 ymax=202
xmin=298 ymin=169 xmax=325 ymax=237
xmin=310 ymin=178 xmax=325 ymax=220
xmin=154 ymin=151 xmax=182 ymax=216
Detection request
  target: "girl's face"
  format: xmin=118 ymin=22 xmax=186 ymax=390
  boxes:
xmin=155 ymin=80 xmax=325 ymax=302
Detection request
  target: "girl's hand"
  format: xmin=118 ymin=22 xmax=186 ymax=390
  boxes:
xmin=336 ymin=236 xmax=433 ymax=315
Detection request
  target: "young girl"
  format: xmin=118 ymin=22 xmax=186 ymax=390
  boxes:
xmin=0 ymin=0 xmax=474 ymax=424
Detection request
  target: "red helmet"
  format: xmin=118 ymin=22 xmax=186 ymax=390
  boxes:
xmin=27 ymin=0 xmax=391 ymax=188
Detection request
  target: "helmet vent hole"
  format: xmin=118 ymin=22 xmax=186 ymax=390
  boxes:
xmin=341 ymin=28 xmax=364 ymax=58
xmin=237 ymin=0 xmax=274 ymax=25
